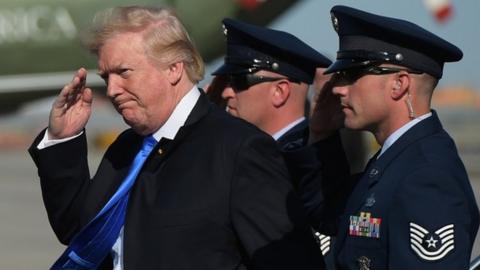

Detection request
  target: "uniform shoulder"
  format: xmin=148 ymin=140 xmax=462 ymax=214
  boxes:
xmin=203 ymin=104 xmax=272 ymax=138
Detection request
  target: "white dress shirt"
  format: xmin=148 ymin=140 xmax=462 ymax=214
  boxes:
xmin=272 ymin=117 xmax=305 ymax=141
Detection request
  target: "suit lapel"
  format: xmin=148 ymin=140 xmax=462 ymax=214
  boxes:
xmin=151 ymin=90 xmax=211 ymax=161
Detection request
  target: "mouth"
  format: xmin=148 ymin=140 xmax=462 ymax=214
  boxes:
xmin=226 ymin=106 xmax=238 ymax=115
xmin=113 ymin=99 xmax=134 ymax=110
xmin=340 ymin=102 xmax=353 ymax=112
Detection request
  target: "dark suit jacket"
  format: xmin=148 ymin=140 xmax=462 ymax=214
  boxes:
xmin=279 ymin=120 xmax=344 ymax=270
xmin=334 ymin=112 xmax=479 ymax=269
xmin=29 ymin=92 xmax=324 ymax=270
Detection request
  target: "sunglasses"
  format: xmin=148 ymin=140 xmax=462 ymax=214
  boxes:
xmin=226 ymin=74 xmax=300 ymax=92
xmin=332 ymin=66 xmax=423 ymax=84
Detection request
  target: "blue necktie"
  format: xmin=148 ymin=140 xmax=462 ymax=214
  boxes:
xmin=51 ymin=136 xmax=157 ymax=269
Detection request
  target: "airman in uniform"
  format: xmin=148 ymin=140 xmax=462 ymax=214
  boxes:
xmin=305 ymin=5 xmax=480 ymax=269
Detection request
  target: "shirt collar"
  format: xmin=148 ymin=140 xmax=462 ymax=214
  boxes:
xmin=272 ymin=117 xmax=305 ymax=141
xmin=152 ymin=86 xmax=200 ymax=141
xmin=378 ymin=112 xmax=432 ymax=158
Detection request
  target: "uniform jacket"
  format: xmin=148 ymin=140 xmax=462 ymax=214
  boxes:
xmin=29 ymin=92 xmax=325 ymax=270
xmin=276 ymin=119 xmax=308 ymax=149
xmin=335 ymin=112 xmax=479 ymax=269
xmin=278 ymin=119 xmax=339 ymax=270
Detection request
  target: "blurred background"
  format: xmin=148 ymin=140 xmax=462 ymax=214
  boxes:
xmin=0 ymin=0 xmax=478 ymax=268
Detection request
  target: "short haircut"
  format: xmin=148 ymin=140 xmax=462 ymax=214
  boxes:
xmin=86 ymin=6 xmax=204 ymax=83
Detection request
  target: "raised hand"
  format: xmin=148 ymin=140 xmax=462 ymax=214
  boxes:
xmin=309 ymin=77 xmax=344 ymax=144
xmin=48 ymin=68 xmax=93 ymax=139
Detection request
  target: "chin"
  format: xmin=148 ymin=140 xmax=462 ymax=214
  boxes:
xmin=227 ymin=109 xmax=238 ymax=117
xmin=344 ymin=118 xmax=362 ymax=130
xmin=128 ymin=122 xmax=151 ymax=136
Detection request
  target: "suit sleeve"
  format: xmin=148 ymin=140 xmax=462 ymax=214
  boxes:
xmin=388 ymin=166 xmax=475 ymax=269
xmin=229 ymin=133 xmax=325 ymax=270
xmin=28 ymin=129 xmax=91 ymax=244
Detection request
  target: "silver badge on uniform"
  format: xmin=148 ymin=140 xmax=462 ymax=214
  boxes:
xmin=331 ymin=13 xmax=339 ymax=32
xmin=368 ymin=168 xmax=379 ymax=178
xmin=409 ymin=222 xmax=455 ymax=261
xmin=357 ymin=256 xmax=371 ymax=270
xmin=365 ymin=193 xmax=376 ymax=207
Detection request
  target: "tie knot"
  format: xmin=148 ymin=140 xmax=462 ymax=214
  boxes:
xmin=141 ymin=135 xmax=157 ymax=155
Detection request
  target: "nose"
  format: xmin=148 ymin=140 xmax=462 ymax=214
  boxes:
xmin=221 ymin=86 xmax=236 ymax=100
xmin=332 ymin=84 xmax=348 ymax=97
xmin=106 ymin=76 xmax=121 ymax=99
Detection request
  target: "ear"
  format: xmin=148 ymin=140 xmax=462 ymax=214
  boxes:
xmin=271 ymin=80 xmax=290 ymax=107
xmin=391 ymin=72 xmax=410 ymax=100
xmin=167 ymin=62 xmax=184 ymax=85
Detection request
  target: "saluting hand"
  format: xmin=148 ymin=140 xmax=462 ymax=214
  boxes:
xmin=48 ymin=68 xmax=93 ymax=140
xmin=309 ymin=78 xmax=344 ymax=144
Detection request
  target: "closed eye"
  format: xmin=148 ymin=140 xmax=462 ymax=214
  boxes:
xmin=117 ymin=68 xmax=131 ymax=78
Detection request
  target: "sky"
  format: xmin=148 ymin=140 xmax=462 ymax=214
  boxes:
xmin=209 ymin=0 xmax=480 ymax=89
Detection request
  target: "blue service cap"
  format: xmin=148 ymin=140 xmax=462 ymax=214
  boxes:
xmin=212 ymin=18 xmax=331 ymax=84
xmin=324 ymin=5 xmax=463 ymax=79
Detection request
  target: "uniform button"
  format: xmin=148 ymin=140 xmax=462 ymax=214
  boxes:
xmin=158 ymin=148 xmax=164 ymax=155
xmin=357 ymin=256 xmax=371 ymax=270
xmin=365 ymin=193 xmax=376 ymax=207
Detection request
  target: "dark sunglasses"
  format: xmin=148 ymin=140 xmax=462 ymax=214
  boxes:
xmin=332 ymin=66 xmax=423 ymax=84
xmin=227 ymin=74 xmax=300 ymax=92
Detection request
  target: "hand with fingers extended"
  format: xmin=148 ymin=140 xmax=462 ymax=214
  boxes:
xmin=48 ymin=68 xmax=93 ymax=140
xmin=309 ymin=78 xmax=344 ymax=144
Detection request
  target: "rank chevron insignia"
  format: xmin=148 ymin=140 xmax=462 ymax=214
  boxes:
xmin=314 ymin=231 xmax=331 ymax=256
xmin=409 ymin=222 xmax=455 ymax=261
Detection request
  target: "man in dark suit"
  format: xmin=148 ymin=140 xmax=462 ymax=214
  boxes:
xmin=297 ymin=5 xmax=480 ymax=269
xmin=209 ymin=18 xmax=337 ymax=267
xmin=28 ymin=6 xmax=324 ymax=270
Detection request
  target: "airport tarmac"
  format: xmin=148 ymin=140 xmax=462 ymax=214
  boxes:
xmin=0 ymin=145 xmax=479 ymax=269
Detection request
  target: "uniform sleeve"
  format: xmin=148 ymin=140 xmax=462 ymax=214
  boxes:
xmin=28 ymin=129 xmax=91 ymax=244
xmin=388 ymin=166 xmax=474 ymax=269
xmin=282 ymin=132 xmax=352 ymax=235
xmin=229 ymin=133 xmax=325 ymax=270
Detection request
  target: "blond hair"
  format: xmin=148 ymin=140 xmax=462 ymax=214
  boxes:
xmin=86 ymin=6 xmax=204 ymax=83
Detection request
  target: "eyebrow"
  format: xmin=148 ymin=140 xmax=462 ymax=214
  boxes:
xmin=97 ymin=71 xmax=108 ymax=80
xmin=97 ymin=65 xmax=130 ymax=79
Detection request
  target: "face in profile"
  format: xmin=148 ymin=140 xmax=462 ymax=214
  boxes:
xmin=331 ymin=67 xmax=390 ymax=132
xmin=220 ymin=71 xmax=279 ymax=127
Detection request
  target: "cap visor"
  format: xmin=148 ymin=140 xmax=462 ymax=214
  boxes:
xmin=211 ymin=63 xmax=252 ymax=76
xmin=324 ymin=59 xmax=372 ymax=74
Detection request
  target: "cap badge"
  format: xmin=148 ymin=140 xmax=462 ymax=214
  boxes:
xmin=222 ymin=24 xmax=228 ymax=36
xmin=331 ymin=13 xmax=339 ymax=32
xmin=409 ymin=222 xmax=455 ymax=261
